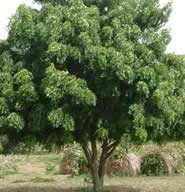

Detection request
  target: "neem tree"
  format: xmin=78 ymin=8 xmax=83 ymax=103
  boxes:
xmin=1 ymin=0 xmax=185 ymax=191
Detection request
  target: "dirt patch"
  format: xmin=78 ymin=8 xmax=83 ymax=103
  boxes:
xmin=16 ymin=163 xmax=46 ymax=174
xmin=0 ymin=155 xmax=27 ymax=170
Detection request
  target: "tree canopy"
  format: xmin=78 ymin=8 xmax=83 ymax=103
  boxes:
xmin=1 ymin=0 xmax=185 ymax=191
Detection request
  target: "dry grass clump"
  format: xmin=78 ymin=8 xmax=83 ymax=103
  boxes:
xmin=59 ymin=152 xmax=79 ymax=175
xmin=106 ymin=153 xmax=141 ymax=176
xmin=59 ymin=145 xmax=82 ymax=175
xmin=58 ymin=143 xmax=184 ymax=177
xmin=162 ymin=154 xmax=179 ymax=174
xmin=59 ymin=146 xmax=142 ymax=177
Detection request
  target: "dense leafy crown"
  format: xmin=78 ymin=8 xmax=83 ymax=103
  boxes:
xmin=0 ymin=0 xmax=185 ymax=149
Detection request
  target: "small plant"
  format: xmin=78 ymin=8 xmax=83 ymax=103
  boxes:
xmin=176 ymin=160 xmax=185 ymax=176
xmin=79 ymin=173 xmax=93 ymax=184
xmin=78 ymin=155 xmax=89 ymax=175
xmin=45 ymin=163 xmax=57 ymax=174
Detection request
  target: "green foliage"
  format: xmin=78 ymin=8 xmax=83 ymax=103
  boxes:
xmin=1 ymin=0 xmax=185 ymax=190
xmin=141 ymin=151 xmax=166 ymax=176
xmin=1 ymin=0 xmax=178 ymax=148
xmin=78 ymin=154 xmax=89 ymax=175
xmin=48 ymin=108 xmax=74 ymax=131
xmin=7 ymin=113 xmax=24 ymax=130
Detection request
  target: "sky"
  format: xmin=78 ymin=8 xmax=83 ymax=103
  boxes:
xmin=0 ymin=0 xmax=185 ymax=54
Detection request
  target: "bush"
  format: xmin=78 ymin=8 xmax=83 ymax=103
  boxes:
xmin=141 ymin=151 xmax=166 ymax=176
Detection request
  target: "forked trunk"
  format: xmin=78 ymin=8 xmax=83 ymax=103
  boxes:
xmin=82 ymin=140 xmax=120 ymax=192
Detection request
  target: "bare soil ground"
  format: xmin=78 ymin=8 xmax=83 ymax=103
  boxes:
xmin=0 ymin=154 xmax=185 ymax=192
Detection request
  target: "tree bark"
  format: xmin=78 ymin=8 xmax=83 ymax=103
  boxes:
xmin=82 ymin=139 xmax=120 ymax=192
xmin=91 ymin=165 xmax=104 ymax=192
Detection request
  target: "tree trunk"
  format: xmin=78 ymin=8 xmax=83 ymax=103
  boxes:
xmin=91 ymin=165 xmax=104 ymax=192
xmin=82 ymin=139 xmax=120 ymax=192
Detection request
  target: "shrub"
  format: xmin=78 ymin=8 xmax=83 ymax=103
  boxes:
xmin=141 ymin=151 xmax=166 ymax=176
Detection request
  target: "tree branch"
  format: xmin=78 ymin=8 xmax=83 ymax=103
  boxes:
xmin=106 ymin=140 xmax=120 ymax=152
xmin=82 ymin=142 xmax=93 ymax=165
xmin=91 ymin=138 xmax=97 ymax=162
xmin=98 ymin=140 xmax=108 ymax=178
xmin=105 ymin=140 xmax=120 ymax=159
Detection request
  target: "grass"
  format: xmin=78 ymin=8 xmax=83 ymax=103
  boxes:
xmin=45 ymin=154 xmax=61 ymax=164
xmin=104 ymin=176 xmax=185 ymax=192
xmin=30 ymin=177 xmax=55 ymax=183
xmin=0 ymin=170 xmax=18 ymax=178
xmin=0 ymin=174 xmax=185 ymax=192
xmin=0 ymin=154 xmax=185 ymax=192
xmin=12 ymin=179 xmax=27 ymax=183
xmin=38 ymin=154 xmax=61 ymax=164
